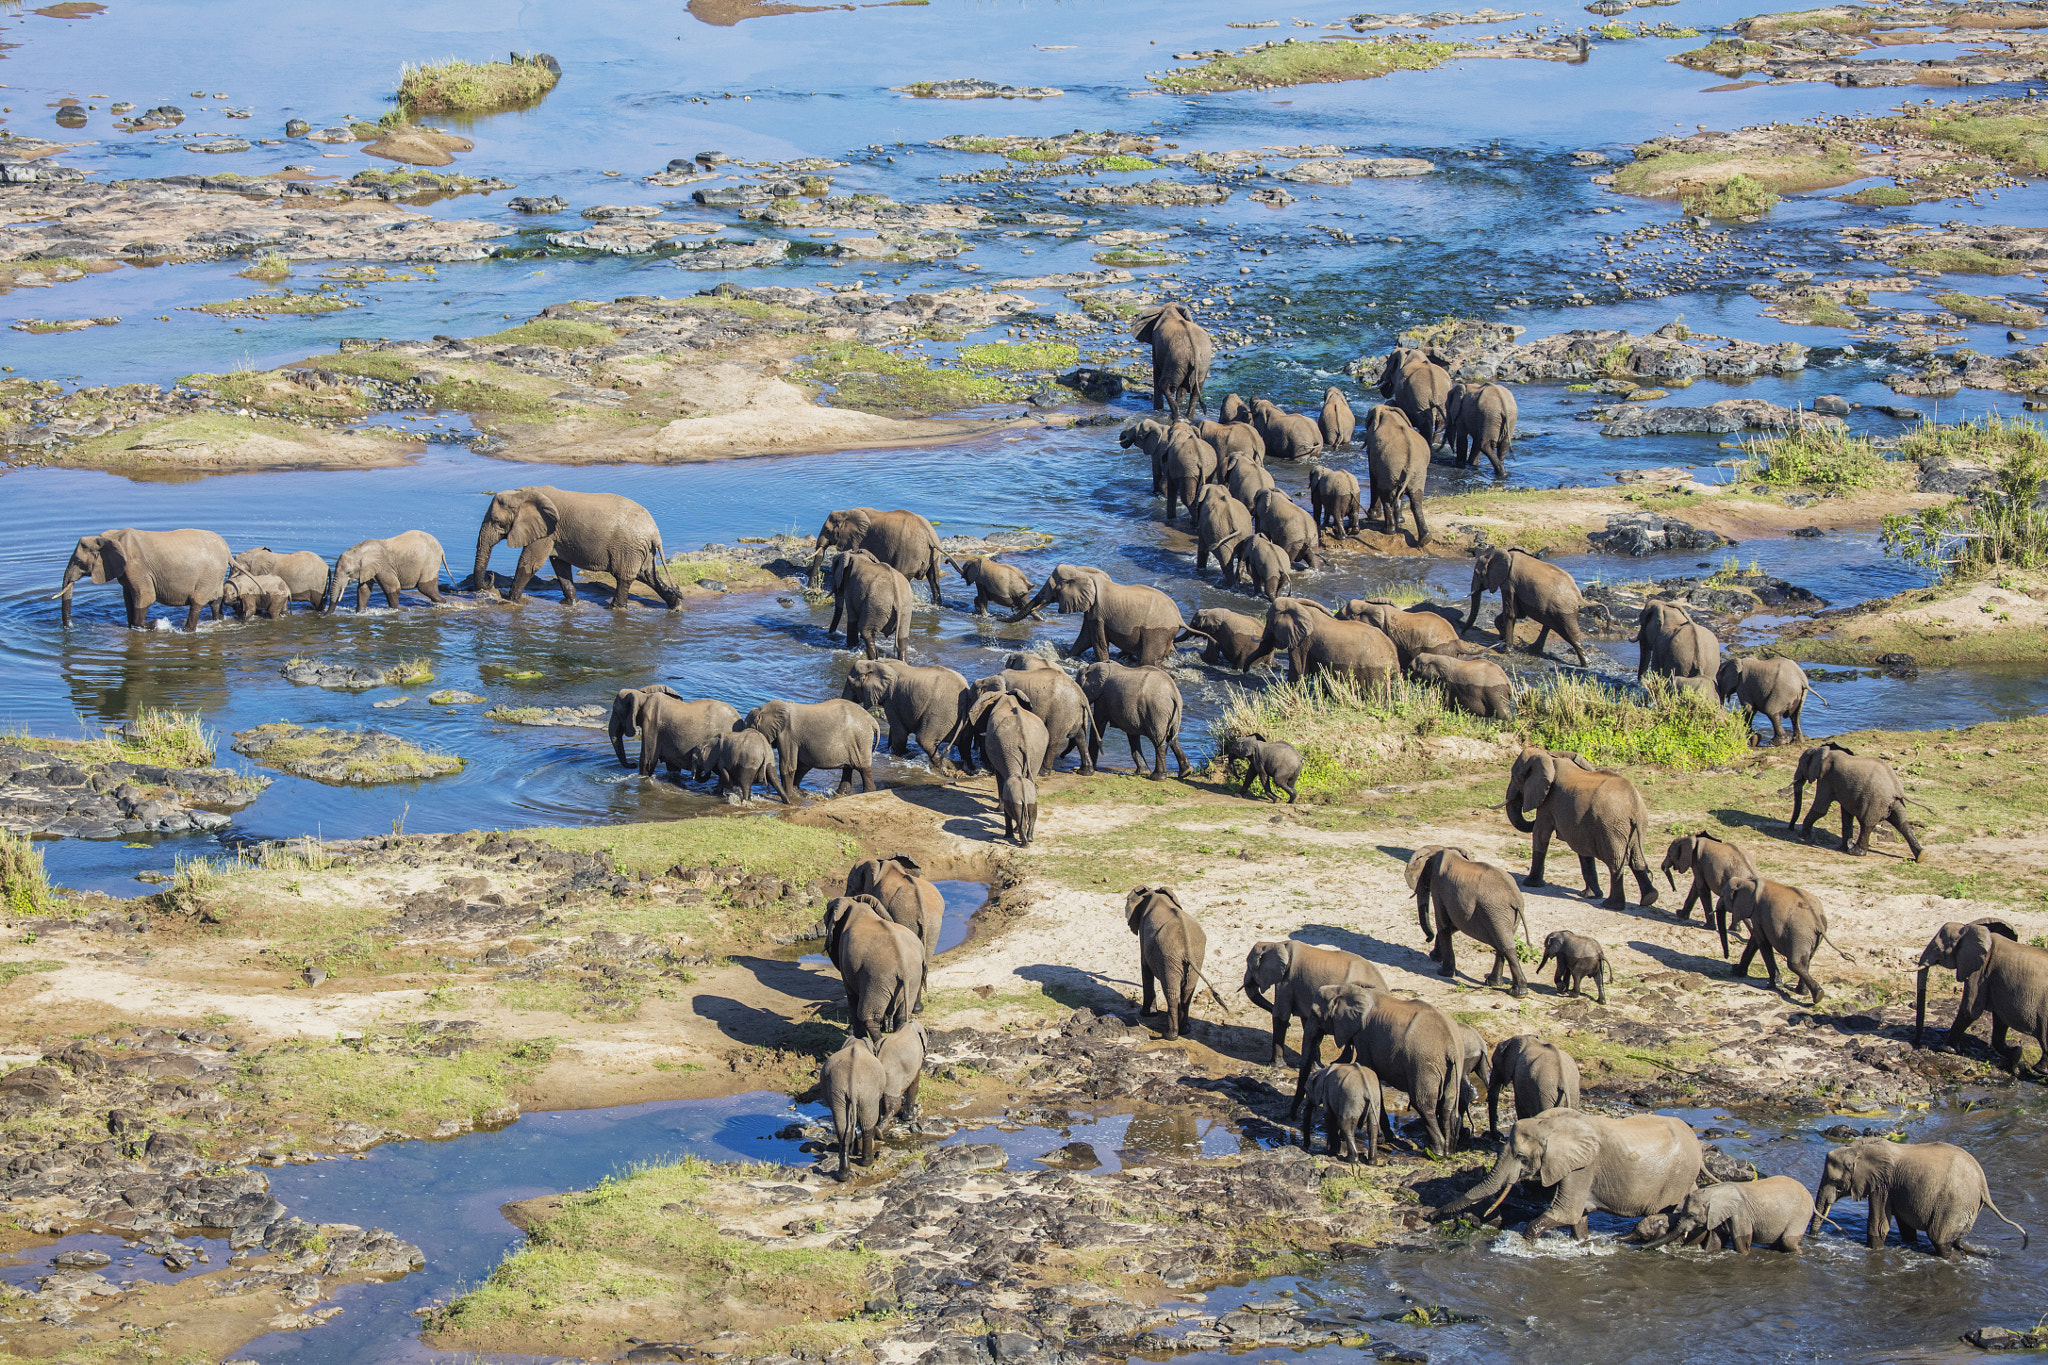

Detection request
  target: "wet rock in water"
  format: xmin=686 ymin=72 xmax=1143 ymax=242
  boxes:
xmin=52 ymin=1249 xmax=111 ymax=1268
xmin=895 ymin=78 xmax=1064 ymax=99
xmin=185 ymin=138 xmax=252 ymax=154
xmin=1790 ymin=525 xmax=1825 ymax=538
xmin=483 ymin=703 xmax=608 ymax=728
xmin=1918 ymin=456 xmax=1996 ymax=496
xmin=1380 ymin=1305 xmax=1480 ymax=1325
xmin=1599 ymin=399 xmax=1833 ymax=438
xmin=1890 ymin=368 xmax=1962 ymax=398
xmin=1060 ymin=180 xmax=1232 ymax=207
xmin=1812 ymin=394 xmax=1851 ymax=416
xmin=0 ymin=739 xmax=263 ymax=839
xmin=1058 ymin=367 xmax=1125 ymax=402
xmin=1589 ymin=512 xmax=1727 ymax=556
xmin=1039 ymin=1140 xmax=1102 ymax=1169
xmin=509 ymin=194 xmax=568 ymax=213
xmin=308 ymin=126 xmax=355 ymax=143
xmin=1877 ymin=652 xmax=1919 ymax=676
xmin=428 ymin=689 xmax=485 ymax=706
xmin=1569 ymin=149 xmax=1610 ymax=165
xmin=231 ymin=724 xmax=464 ymax=784
xmin=1249 ymin=186 xmax=1294 ymax=205
xmin=693 ymin=183 xmax=773 ymax=206
xmin=672 ymin=237 xmax=792 ymax=270
xmin=363 ymin=126 xmax=475 ymax=168
xmin=1700 ymin=1146 xmax=1758 ymax=1183
xmin=282 ymin=660 xmax=399 ymax=690
xmin=1349 ymin=6 xmax=1529 ymax=24
xmin=1027 ymin=388 xmax=1067 ymax=409
xmin=1965 ymin=1326 xmax=2048 ymax=1351
xmin=581 ymin=203 xmax=662 ymax=220
xmin=1276 ymin=156 xmax=1434 ymax=185
xmin=55 ymin=104 xmax=89 ymax=126
xmin=1392 ymin=317 xmax=1808 ymax=385
xmin=284 ymin=118 xmax=310 ymax=137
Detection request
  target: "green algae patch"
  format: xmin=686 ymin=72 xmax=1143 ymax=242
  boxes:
xmin=231 ymin=724 xmax=464 ymax=784
xmin=1933 ymin=292 xmax=2044 ymax=327
xmin=473 ymin=319 xmax=618 ymax=349
xmin=956 ymin=339 xmax=1080 ymax=371
xmin=798 ymin=339 xmax=1022 ymax=415
xmin=1613 ymin=132 xmax=1858 ymax=214
xmin=251 ymin=1030 xmax=547 ymax=1132
xmin=1153 ymin=36 xmax=1463 ymax=92
xmin=397 ymin=56 xmax=560 ymax=115
xmin=191 ymin=290 xmax=359 ymax=317
xmin=1681 ymin=173 xmax=1781 ymax=219
xmin=1901 ymin=246 xmax=2034 ymax=274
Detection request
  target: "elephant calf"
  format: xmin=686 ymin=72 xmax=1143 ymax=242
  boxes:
xmin=1180 ymin=607 xmax=1265 ymax=673
xmin=969 ymin=691 xmax=1047 ymax=845
xmin=1222 ymin=734 xmax=1300 ymax=803
xmin=1243 ymin=940 xmax=1387 ymax=1106
xmin=1319 ymin=387 xmax=1356 ymax=450
xmin=1412 ymin=652 xmax=1515 ymax=719
xmin=877 ymin=1020 xmax=926 ymax=1127
xmin=949 ymin=556 xmax=1037 ymax=619
xmin=1661 ymin=831 xmax=1756 ymax=957
xmin=222 ymin=569 xmax=291 ymax=620
xmin=327 ymin=530 xmax=449 ymax=612
xmin=231 ymin=547 xmax=329 ymax=611
xmin=1302 ymin=1062 xmax=1381 ymax=1165
xmin=1126 ymin=885 xmax=1208 ymax=1041
xmin=1814 ymin=1136 xmax=2027 ymax=1260
xmin=1717 ymin=655 xmax=1820 ymax=747
xmin=821 ymin=1035 xmax=886 ymax=1179
xmin=1487 ymin=1034 xmax=1580 ymax=1140
xmin=684 ymin=730 xmax=775 ymax=804
xmin=1646 ymin=1176 xmax=1814 ymax=1254
xmin=1723 ymin=876 xmax=1835 ymax=1005
xmin=1309 ymin=464 xmax=1361 ymax=537
xmin=1537 ymin=930 xmax=1609 ymax=1004
xmin=1229 ymin=534 xmax=1291 ymax=602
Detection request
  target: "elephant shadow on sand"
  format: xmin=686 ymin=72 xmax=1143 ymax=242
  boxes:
xmin=884 ymin=782 xmax=1009 ymax=843
xmin=696 ymin=955 xmax=845 ymax=1049
xmin=1011 ymin=965 xmax=1277 ymax=1062
xmin=1710 ymin=804 xmax=1916 ymax=858
xmin=1625 ymin=937 xmax=1740 ymax=985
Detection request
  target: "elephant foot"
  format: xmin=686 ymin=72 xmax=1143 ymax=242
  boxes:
xmin=1509 ymin=985 xmax=1527 ymax=999
xmin=1523 ymin=877 xmax=1547 ymax=890
xmin=1848 ymin=846 xmax=1868 ymax=857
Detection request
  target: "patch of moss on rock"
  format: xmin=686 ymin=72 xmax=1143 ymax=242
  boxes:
xmin=1153 ymin=36 xmax=1463 ymax=92
xmin=231 ymin=724 xmax=464 ymax=784
xmin=398 ymin=56 xmax=560 ymax=115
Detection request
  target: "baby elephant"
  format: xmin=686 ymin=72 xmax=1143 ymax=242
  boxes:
xmin=820 ymin=1035 xmax=886 ymax=1180
xmin=685 ymin=730 xmax=776 ymax=804
xmin=222 ymin=569 xmax=292 ymax=620
xmin=1645 ymin=1176 xmax=1815 ymax=1254
xmin=1223 ymin=733 xmax=1301 ymax=803
xmin=877 ymin=1020 xmax=926 ymax=1128
xmin=949 ymin=556 xmax=1038 ymax=619
xmin=1300 ymin=1061 xmax=1382 ymax=1165
xmin=1538 ymin=930 xmax=1609 ymax=1004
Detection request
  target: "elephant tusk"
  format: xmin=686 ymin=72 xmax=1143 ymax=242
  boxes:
xmin=1482 ymin=1184 xmax=1514 ymax=1218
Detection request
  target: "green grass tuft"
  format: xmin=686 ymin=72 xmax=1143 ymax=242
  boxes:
xmin=1153 ymin=37 xmax=1462 ymax=92
xmin=1932 ymin=292 xmax=2044 ymax=327
xmin=0 ymin=831 xmax=54 ymax=918
xmin=397 ymin=56 xmax=560 ymax=115
xmin=1736 ymin=423 xmax=1907 ymax=490
xmin=1901 ymin=246 xmax=2030 ymax=274
xmin=473 ymin=320 xmax=618 ymax=349
xmin=955 ymin=339 xmax=1080 ymax=371
xmin=1885 ymin=417 xmax=2048 ymax=581
xmin=797 ymin=339 xmax=1023 ymax=416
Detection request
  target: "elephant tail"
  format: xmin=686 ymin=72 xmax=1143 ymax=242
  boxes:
xmin=1899 ymin=794 xmax=1938 ymax=813
xmin=1817 ymin=927 xmax=1854 ymax=963
xmin=1983 ymin=1193 xmax=2030 ymax=1249
xmin=1513 ymin=900 xmax=1532 ymax=952
xmin=1803 ymin=681 xmax=1831 ymax=707
xmin=1192 ymin=965 xmax=1234 ymax=1015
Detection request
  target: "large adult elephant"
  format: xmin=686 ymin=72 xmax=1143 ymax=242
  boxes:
xmin=1914 ymin=919 xmax=2048 ymax=1070
xmin=625 ymin=690 xmax=741 ymax=779
xmin=1120 ymin=417 xmax=1173 ymax=495
xmin=845 ymin=855 xmax=944 ymax=978
xmin=1198 ymin=417 xmax=1263 ymax=464
xmin=610 ymin=684 xmax=678 ymax=766
xmin=1133 ymin=302 xmax=1213 ymax=422
xmin=326 ymin=530 xmax=450 ymax=613
xmin=1442 ymin=1108 xmax=1702 ymax=1239
xmin=1466 ymin=548 xmax=1589 ymax=667
xmin=1227 ymin=453 xmax=1275 ymax=506
xmin=1812 ymin=1137 xmax=2028 ymax=1260
xmin=1317 ymin=983 xmax=1466 ymax=1155
xmin=744 ymin=699 xmax=880 ymax=802
xmin=473 ymin=486 xmax=680 ymax=609
xmin=1407 ymin=845 xmax=1530 ymax=997
xmin=1486 ymin=1034 xmax=1580 ymax=1139
xmin=1247 ymin=597 xmax=1398 ymax=688
xmin=828 ymin=549 xmax=914 ymax=661
xmin=1412 ymin=653 xmax=1516 ymax=718
xmin=842 ymin=657 xmax=969 ymax=773
xmin=1012 ymin=565 xmax=1184 ymax=667
xmin=53 ymin=528 xmax=231 ymax=631
xmin=1791 ymin=742 xmax=1925 ymax=859
xmin=1249 ymin=399 xmax=1323 ymax=461
xmin=1077 ymin=661 xmax=1189 ymax=779
xmin=977 ymin=656 xmax=1095 ymax=774
xmin=1336 ymin=599 xmax=1467 ymax=669
xmin=1179 ymin=607 xmax=1265 ymax=673
xmin=1159 ymin=421 xmax=1222 ymax=526
xmin=1633 ymin=602 xmax=1720 ymax=693
xmin=1126 ymin=885 xmax=1208 ymax=1041
xmin=1194 ymin=485 xmax=1255 ymax=578
xmin=1448 ymin=381 xmax=1517 ymax=475
xmin=1505 ymin=746 xmax=1657 ymax=910
xmin=1717 ymin=655 xmax=1820 ymax=747
xmin=230 ymin=548 xmax=329 ymax=611
xmin=968 ymin=690 xmax=1048 ymax=844
xmin=1319 ymin=387 xmax=1356 ymax=449
xmin=822 ymin=894 xmax=924 ymax=1037
xmin=1363 ymin=405 xmax=1429 ymax=544
xmin=1377 ymin=349 xmax=1452 ymax=446
xmin=1661 ymin=830 xmax=1757 ymax=956
xmin=1251 ymin=488 xmax=1321 ymax=569
xmin=1242 ymin=941 xmax=1387 ymax=1104
xmin=812 ymin=507 xmax=944 ymax=606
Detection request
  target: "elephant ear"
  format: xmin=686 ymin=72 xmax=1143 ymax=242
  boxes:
xmin=1404 ymin=847 xmax=1444 ymax=892
xmin=1533 ymin=1113 xmax=1601 ymax=1187
xmin=88 ymin=533 xmax=124 ymax=584
xmin=1726 ymin=1203 xmax=1755 ymax=1255
xmin=1956 ymin=923 xmax=1998 ymax=981
xmin=1519 ymin=755 xmax=1557 ymax=811
xmin=1975 ymin=918 xmax=2020 ymax=942
xmin=507 ymin=491 xmax=560 ymax=549
xmin=1124 ymin=887 xmax=1153 ymax=930
xmin=890 ymin=854 xmax=923 ymax=874
xmin=632 ymin=689 xmax=663 ymax=733
xmin=966 ymin=692 xmax=1004 ymax=729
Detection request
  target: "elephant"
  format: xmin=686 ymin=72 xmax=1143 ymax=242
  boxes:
xmin=1121 ymin=417 xmax=1174 ymax=495
xmin=1126 ymin=885 xmax=1208 ymax=1041
xmin=1444 ymin=1109 xmax=1702 ymax=1239
xmin=1448 ymin=381 xmax=1518 ymax=476
xmin=1220 ymin=393 xmax=1250 ymax=425
xmin=1486 ymin=1034 xmax=1580 ymax=1140
xmin=1643 ymin=1177 xmax=1815 ymax=1254
xmin=1363 ymin=405 xmax=1430 ymax=543
xmin=1633 ymin=602 xmax=1720 ymax=693
xmin=948 ymin=556 xmax=1038 ymax=619
xmin=1319 ymin=387 xmax=1356 ymax=449
xmin=221 ymin=569 xmax=291 ymax=620
xmin=821 ymin=1035 xmax=885 ymax=1179
xmin=1247 ymin=597 xmax=1399 ymax=688
xmin=1242 ymin=940 xmax=1387 ymax=1099
xmin=1133 ymin=302 xmax=1213 ymax=422
xmin=1537 ymin=930 xmax=1609 ymax=1004
xmin=682 ymin=729 xmax=775 ymax=803
xmin=828 ymin=549 xmax=914 ymax=661
xmin=1505 ymin=746 xmax=1657 ymax=910
xmin=1230 ymin=534 xmax=1292 ymax=602
xmin=610 ymin=684 xmax=677 ymax=766
xmin=1407 ymin=844 xmax=1530 ymax=997
xmin=1077 ymin=661 xmax=1190 ymax=779
xmin=629 ymin=692 xmax=744 ymax=780
xmin=1193 ymin=485 xmax=1255 ymax=578
xmin=822 ymin=894 xmax=924 ymax=1039
xmin=1316 ymin=983 xmax=1466 ymax=1156
xmin=230 ymin=547 xmax=329 ymax=611
xmin=1226 ymin=453 xmax=1276 ymax=506
xmin=1791 ymin=742 xmax=1925 ymax=860
xmin=1159 ymin=421 xmax=1221 ymax=525
xmin=842 ymin=657 xmax=970 ymax=774
xmin=1309 ymin=465 xmax=1362 ymax=537
xmin=968 ymin=690 xmax=1048 ymax=845
xmin=1251 ymin=488 xmax=1321 ymax=569
xmin=327 ymin=530 xmax=450 ymax=613
xmin=54 ymin=528 xmax=231 ymax=631
xmin=846 ymin=855 xmax=945 ymax=977
xmin=976 ymin=657 xmax=1095 ymax=775
xmin=877 ymin=1019 xmax=926 ymax=1127
xmin=1335 ymin=599 xmax=1468 ymax=669
xmin=1411 ymin=652 xmax=1516 ymax=718
xmin=1013 ymin=564 xmax=1184 ymax=667
xmin=745 ymin=699 xmax=880 ymax=802
xmin=1198 ymin=417 xmax=1264 ymax=464
xmin=813 ymin=507 xmax=945 ymax=607
xmin=1914 ymin=919 xmax=2048 ymax=1070
xmin=1378 ymin=349 xmax=1453 ymax=446
xmin=1466 ymin=548 xmax=1589 ymax=666
xmin=1249 ymin=398 xmax=1323 ymax=461
xmin=1722 ymin=876 xmax=1835 ymax=1005
xmin=1717 ymin=656 xmax=1820 ymax=746
xmin=1301 ymin=1062 xmax=1382 ymax=1164
xmin=1661 ymin=832 xmax=1757 ymax=957
xmin=473 ymin=486 xmax=680 ymax=609
xmin=1179 ymin=607 xmax=1265 ymax=672
xmin=1222 ymin=734 xmax=1300 ymax=803
xmin=1456 ymin=1024 xmax=1492 ymax=1138
xmin=1812 ymin=1137 xmax=2027 ymax=1260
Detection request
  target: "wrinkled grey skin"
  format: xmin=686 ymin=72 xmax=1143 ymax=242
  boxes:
xmin=1121 ymin=417 xmax=1174 ymax=496
xmin=1231 ymin=533 xmax=1292 ymax=602
xmin=948 ymin=556 xmax=1038 ymax=619
xmin=1643 ymin=1177 xmax=1814 ymax=1254
xmin=821 ymin=1035 xmax=885 ymax=1179
xmin=1241 ymin=940 xmax=1387 ymax=1101
xmin=1363 ymin=404 xmax=1430 ymax=544
xmin=745 ymin=699 xmax=880 ymax=803
xmin=877 ymin=1020 xmax=927 ymax=1128
xmin=1633 ymin=602 xmax=1720 ymax=694
xmin=1134 ymin=302 xmax=1214 ymax=422
xmin=1319 ymin=386 xmax=1357 ymax=450
xmin=1448 ymin=381 xmax=1518 ymax=476
xmin=1466 ymin=548 xmax=1588 ymax=666
xmin=1014 ymin=563 xmax=1184 ymax=667
xmin=1248 ymin=597 xmax=1399 ymax=688
xmin=1538 ymin=930 xmax=1609 ymax=1005
xmin=473 ymin=486 xmax=679 ymax=609
xmin=1337 ymin=599 xmax=1468 ymax=669
xmin=1224 ymin=733 xmax=1301 ymax=803
xmin=813 ymin=507 xmax=945 ymax=607
xmin=1194 ymin=485 xmax=1256 ymax=579
xmin=631 ymin=693 xmax=744 ymax=781
xmin=1487 ymin=1034 xmax=1580 ymax=1140
xmin=610 ymin=684 xmax=680 ymax=767
xmin=1812 ymin=1137 xmax=2028 ymax=1260
xmin=1249 ymin=398 xmax=1323 ymax=461
xmin=1251 ymin=487 xmax=1322 ymax=569
xmin=843 ymin=657 xmax=970 ymax=774
xmin=1309 ymin=465 xmax=1362 ymax=537
xmin=1197 ymin=418 xmax=1263 ymax=464
xmin=822 ymin=894 xmax=924 ymax=1039
xmin=1506 ymin=746 xmax=1657 ymax=909
xmin=846 ymin=855 xmax=945 ymax=979
xmin=1411 ymin=652 xmax=1516 ymax=718
xmin=1159 ymin=421 xmax=1222 ymax=526
xmin=1377 ymin=348 xmax=1452 ymax=446
xmin=1723 ymin=875 xmax=1832 ymax=1005
xmin=230 ymin=548 xmax=329 ymax=611
xmin=54 ymin=528 xmax=231 ymax=631
xmin=1219 ymin=393 xmax=1251 ymax=425
xmin=1915 ymin=919 xmax=2048 ymax=1070
xmin=969 ymin=690 xmax=1048 ymax=845
xmin=1443 ymin=1110 xmax=1702 ymax=1239
xmin=1179 ymin=607 xmax=1266 ymax=673
xmin=1662 ymin=831 xmax=1758 ymax=957
xmin=1456 ymin=1023 xmax=1492 ymax=1138
xmin=1126 ymin=885 xmax=1208 ymax=1041
xmin=1316 ymin=983 xmax=1466 ymax=1156
xmin=1302 ymin=1061 xmax=1381 ymax=1164
xmin=327 ymin=530 xmax=450 ymax=613
xmin=975 ymin=657 xmax=1095 ymax=775
xmin=1408 ymin=844 xmax=1530 ymax=997
xmin=828 ymin=548 xmax=915 ymax=662
xmin=681 ymin=729 xmax=775 ymax=804
xmin=1226 ymin=453 xmax=1276 ymax=506
xmin=1791 ymin=742 xmax=1924 ymax=860
xmin=222 ymin=569 xmax=291 ymax=621
xmin=1077 ymin=661 xmax=1190 ymax=779
xmin=1717 ymin=655 xmax=1818 ymax=746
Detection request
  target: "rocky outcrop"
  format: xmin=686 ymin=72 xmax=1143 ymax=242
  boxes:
xmin=0 ymin=741 xmax=262 ymax=839
xmin=230 ymin=725 xmax=463 ymax=784
xmin=1387 ymin=318 xmax=1808 ymax=385
xmin=894 ymin=78 xmax=1065 ymax=98
xmin=1058 ymin=180 xmax=1232 ymax=207
xmin=1596 ymin=398 xmax=1835 ymax=437
xmin=1275 ymin=156 xmax=1434 ymax=183
xmin=1587 ymin=512 xmax=1728 ymax=556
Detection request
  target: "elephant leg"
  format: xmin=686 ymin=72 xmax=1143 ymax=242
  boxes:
xmin=420 ymin=578 xmax=446 ymax=604
xmin=1758 ymin=940 xmax=1783 ymax=993
xmin=1767 ymin=711 xmax=1786 ymax=746
xmin=1887 ymin=805 xmax=1924 ymax=861
xmin=1483 ymin=947 xmax=1503 ymax=988
xmin=378 ymin=575 xmax=401 ymax=610
xmin=1526 ymin=821 xmax=1552 ymax=889
xmin=1843 ymin=805 xmax=1862 ymax=854
xmin=1270 ymin=1010 xmax=1289 ymax=1068
xmin=1794 ymin=955 xmax=1823 ymax=1005
xmin=1289 ymin=1026 xmax=1322 ymax=1120
xmin=1139 ymin=963 xmax=1158 ymax=1016
xmin=1713 ymin=897 xmax=1733 ymax=959
xmin=182 ymin=601 xmax=203 ymax=632
xmin=886 ymin=719 xmax=911 ymax=758
xmin=609 ymin=570 xmax=633 ymax=610
xmin=1676 ymin=883 xmax=1700 ymax=922
xmin=1437 ymin=929 xmax=1457 ymax=980
xmin=1576 ymin=854 xmax=1600 ymax=898
xmin=1133 ymin=733 xmax=1156 ymax=779
xmin=1168 ymin=733 xmax=1191 ymax=779
xmin=1733 ymin=939 xmax=1758 ymax=982
xmin=1798 ymin=792 xmax=1832 ymax=845
xmin=1406 ymin=491 xmax=1429 ymax=545
xmin=1634 ymin=867 xmax=1659 ymax=909
xmin=1867 ymin=1190 xmax=1890 ymax=1249
xmin=548 ymin=557 xmax=580 ymax=605
xmin=507 ymin=546 xmax=547 ymax=603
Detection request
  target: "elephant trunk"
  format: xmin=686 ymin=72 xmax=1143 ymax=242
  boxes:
xmin=1810 ymin=1186 xmax=1837 ymax=1235
xmin=323 ymin=565 xmax=346 ymax=615
xmin=1663 ymin=863 xmax=1677 ymax=891
xmin=1637 ymin=1222 xmax=1685 ymax=1250
xmin=54 ymin=564 xmax=82 ymax=626
xmin=1416 ymin=888 xmax=1435 ymax=944
xmin=1464 ymin=588 xmax=1483 ymax=637
xmin=1789 ymin=778 xmax=1805 ymax=829
xmin=1445 ymin=1152 xmax=1522 ymax=1216
xmin=1241 ymin=969 xmax=1273 ymax=1014
xmin=1007 ymin=579 xmax=1055 ymax=625
xmin=473 ymin=522 xmax=502 ymax=597
xmin=1504 ymin=790 xmax=1536 ymax=835
xmin=1914 ymin=965 xmax=1931 ymax=1046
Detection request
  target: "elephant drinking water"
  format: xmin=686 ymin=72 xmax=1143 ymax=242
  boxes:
xmin=1444 ymin=1108 xmax=1702 ymax=1239
xmin=54 ymin=528 xmax=231 ymax=631
xmin=326 ymin=530 xmax=450 ymax=612
xmin=472 ymin=486 xmax=681 ymax=610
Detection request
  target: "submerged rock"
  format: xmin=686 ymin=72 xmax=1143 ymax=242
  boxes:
xmin=895 ymin=78 xmax=1065 ymax=99
xmin=0 ymin=739 xmax=263 ymax=839
xmin=1588 ymin=512 xmax=1728 ymax=556
xmin=1598 ymin=399 xmax=1834 ymax=438
xmin=1392 ymin=317 xmax=1808 ymax=385
xmin=483 ymin=704 xmax=607 ymax=728
xmin=231 ymin=724 xmax=464 ymax=784
xmin=1058 ymin=180 xmax=1231 ymax=207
